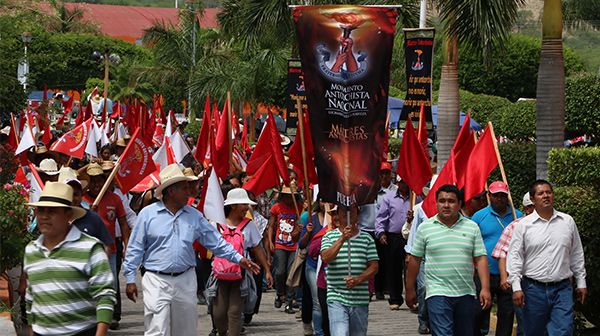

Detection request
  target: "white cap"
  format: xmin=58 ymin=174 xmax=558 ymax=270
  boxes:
xmin=522 ymin=192 xmax=533 ymax=207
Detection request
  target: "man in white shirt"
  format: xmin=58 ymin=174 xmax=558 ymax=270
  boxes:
xmin=507 ymin=179 xmax=587 ymax=336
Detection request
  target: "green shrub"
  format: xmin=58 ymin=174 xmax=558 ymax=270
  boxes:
xmin=0 ymin=184 xmax=29 ymax=274
xmin=460 ymin=92 xmax=512 ymax=124
xmin=185 ymin=118 xmax=202 ymax=142
xmin=553 ymin=186 xmax=600 ymax=327
xmin=388 ymin=138 xmax=401 ymax=158
xmin=547 ymin=147 xmax=600 ymax=188
xmin=494 ymin=100 xmax=536 ymax=141
xmin=488 ymin=142 xmax=536 ymax=203
xmin=565 ymin=74 xmax=600 ymax=139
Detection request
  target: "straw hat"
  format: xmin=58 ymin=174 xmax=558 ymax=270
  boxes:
xmin=116 ymin=138 xmax=127 ymax=148
xmin=86 ymin=163 xmax=104 ymax=177
xmin=155 ymin=163 xmax=196 ymax=198
xmin=35 ymin=145 xmax=48 ymax=155
xmin=27 ymin=182 xmax=86 ymax=220
xmin=224 ymin=188 xmax=257 ymax=206
xmin=58 ymin=167 xmax=88 ymax=190
xmin=36 ymin=158 xmax=60 ymax=176
xmin=280 ymin=186 xmax=294 ymax=194
xmin=182 ymin=167 xmax=199 ymax=181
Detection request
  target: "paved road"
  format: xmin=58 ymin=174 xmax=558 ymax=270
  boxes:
xmin=109 ymin=274 xmax=422 ymax=336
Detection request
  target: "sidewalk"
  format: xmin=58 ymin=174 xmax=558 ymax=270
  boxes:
xmin=0 ymin=275 xmax=15 ymax=336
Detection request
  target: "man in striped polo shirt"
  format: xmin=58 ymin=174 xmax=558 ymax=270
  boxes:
xmin=321 ymin=204 xmax=379 ymax=336
xmin=24 ymin=182 xmax=116 ymax=336
xmin=405 ymin=184 xmax=491 ymax=336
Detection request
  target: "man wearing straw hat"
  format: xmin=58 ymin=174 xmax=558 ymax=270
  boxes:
xmin=24 ymin=182 xmax=116 ymax=336
xmin=123 ymin=163 xmax=260 ymax=336
xmin=472 ymin=181 xmax=523 ymax=336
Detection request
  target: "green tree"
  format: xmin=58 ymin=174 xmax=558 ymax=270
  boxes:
xmin=435 ymin=0 xmax=525 ymax=169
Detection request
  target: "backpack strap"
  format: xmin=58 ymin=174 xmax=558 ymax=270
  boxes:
xmin=237 ymin=218 xmax=251 ymax=233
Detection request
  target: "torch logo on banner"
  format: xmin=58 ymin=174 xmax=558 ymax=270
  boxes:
xmin=316 ymin=11 xmax=368 ymax=83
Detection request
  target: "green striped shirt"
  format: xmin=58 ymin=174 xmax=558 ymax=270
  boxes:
xmin=321 ymin=229 xmax=378 ymax=306
xmin=24 ymin=226 xmax=115 ymax=336
xmin=411 ymin=215 xmax=487 ymax=299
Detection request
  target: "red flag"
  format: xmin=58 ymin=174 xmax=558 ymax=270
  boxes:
xmin=7 ymin=114 xmax=18 ymax=150
xmin=231 ymin=108 xmax=240 ymax=143
xmin=62 ymin=95 xmax=74 ymax=115
xmin=154 ymin=95 xmax=167 ymax=125
xmin=422 ymin=114 xmax=475 ymax=217
xmin=417 ymin=104 xmax=428 ymax=158
xmin=212 ymin=102 xmax=220 ymax=132
xmin=142 ymin=104 xmax=156 ymax=144
xmin=111 ymin=102 xmax=122 ymax=119
xmin=243 ymin=157 xmax=280 ymax=196
xmin=41 ymin=122 xmax=52 ymax=146
xmin=246 ymin=111 xmax=290 ymax=186
xmin=50 ymin=118 xmax=91 ymax=159
xmin=152 ymin=123 xmax=165 ymax=147
xmin=18 ymin=111 xmax=26 ymax=134
xmin=288 ymin=112 xmax=318 ymax=185
xmin=240 ymin=114 xmax=251 ymax=156
xmin=115 ymin=129 xmax=157 ymax=193
xmin=397 ymin=119 xmax=432 ymax=194
xmin=194 ymin=96 xmax=212 ymax=163
xmin=462 ymin=124 xmax=498 ymax=202
xmin=212 ymin=98 xmax=231 ymax=179
xmin=75 ymin=101 xmax=92 ymax=126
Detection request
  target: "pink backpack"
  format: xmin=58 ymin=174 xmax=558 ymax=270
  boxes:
xmin=212 ymin=218 xmax=250 ymax=280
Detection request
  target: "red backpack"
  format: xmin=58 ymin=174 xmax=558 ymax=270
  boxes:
xmin=212 ymin=218 xmax=250 ymax=280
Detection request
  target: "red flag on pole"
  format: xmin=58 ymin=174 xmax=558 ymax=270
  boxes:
xmin=243 ymin=157 xmax=280 ymax=196
xmin=115 ymin=129 xmax=157 ymax=193
xmin=50 ymin=118 xmax=92 ymax=159
xmin=7 ymin=114 xmax=18 ymax=151
xmin=62 ymin=95 xmax=74 ymax=115
xmin=397 ymin=118 xmax=432 ymax=194
xmin=462 ymin=123 xmax=498 ymax=201
xmin=240 ymin=114 xmax=251 ymax=156
xmin=194 ymin=96 xmax=212 ymax=164
xmin=417 ymin=104 xmax=428 ymax=158
xmin=288 ymin=112 xmax=318 ymax=185
xmin=212 ymin=98 xmax=231 ymax=179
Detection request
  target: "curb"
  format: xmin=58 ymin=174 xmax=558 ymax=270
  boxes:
xmin=0 ymin=315 xmax=15 ymax=335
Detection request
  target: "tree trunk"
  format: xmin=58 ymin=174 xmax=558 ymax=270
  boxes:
xmin=436 ymin=36 xmax=460 ymax=171
xmin=535 ymin=0 xmax=564 ymax=179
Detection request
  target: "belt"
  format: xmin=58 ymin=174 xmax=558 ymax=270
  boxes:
xmin=146 ymin=267 xmax=191 ymax=277
xmin=524 ymin=276 xmax=570 ymax=287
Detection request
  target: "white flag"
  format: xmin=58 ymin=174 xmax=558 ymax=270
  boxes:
xmin=169 ymin=130 xmax=190 ymax=163
xmin=203 ymin=168 xmax=226 ymax=225
xmin=85 ymin=121 xmax=98 ymax=157
xmin=15 ymin=123 xmax=36 ymax=155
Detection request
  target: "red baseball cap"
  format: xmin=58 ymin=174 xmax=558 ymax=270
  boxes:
xmin=380 ymin=162 xmax=392 ymax=171
xmin=489 ymin=181 xmax=509 ymax=194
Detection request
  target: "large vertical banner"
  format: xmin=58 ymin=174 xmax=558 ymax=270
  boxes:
xmin=398 ymin=28 xmax=435 ymax=128
xmin=293 ymin=5 xmax=397 ymax=207
xmin=286 ymin=59 xmax=307 ymax=129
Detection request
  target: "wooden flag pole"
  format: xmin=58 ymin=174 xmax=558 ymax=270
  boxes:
xmin=91 ymin=161 xmax=121 ymax=209
xmin=227 ymin=92 xmax=233 ymax=174
xmin=289 ymin=180 xmax=301 ymax=218
xmin=296 ymin=98 xmax=312 ymax=226
xmin=488 ymin=122 xmax=517 ymax=220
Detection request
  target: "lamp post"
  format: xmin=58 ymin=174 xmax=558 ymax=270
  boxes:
xmin=92 ymin=50 xmax=121 ymax=122
xmin=186 ymin=0 xmax=197 ymax=119
xmin=18 ymin=32 xmax=32 ymax=92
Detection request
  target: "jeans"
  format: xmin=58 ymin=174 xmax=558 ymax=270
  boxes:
xmin=474 ymin=275 xmax=514 ymax=336
xmin=373 ymin=233 xmax=387 ymax=295
xmin=306 ymin=264 xmax=324 ymax=336
xmin=274 ymin=249 xmax=296 ymax=304
xmin=327 ymin=301 xmax=368 ymax=336
xmin=114 ymin=238 xmax=123 ymax=321
xmin=427 ymin=295 xmax=477 ymax=336
xmin=318 ymin=287 xmax=331 ymax=336
xmin=416 ymin=261 xmax=429 ymax=329
xmin=521 ymin=277 xmax=573 ymax=336
xmin=385 ymin=233 xmax=406 ymax=305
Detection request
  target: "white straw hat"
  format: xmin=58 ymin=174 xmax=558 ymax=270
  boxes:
xmin=224 ymin=188 xmax=257 ymax=206
xmin=58 ymin=167 xmax=88 ymax=190
xmin=155 ymin=163 xmax=196 ymax=198
xmin=27 ymin=182 xmax=86 ymax=220
xmin=36 ymin=158 xmax=60 ymax=176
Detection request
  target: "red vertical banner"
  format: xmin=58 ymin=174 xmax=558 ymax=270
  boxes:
xmin=293 ymin=5 xmax=397 ymax=207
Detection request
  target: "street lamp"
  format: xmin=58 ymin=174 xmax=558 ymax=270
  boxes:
xmin=92 ymin=49 xmax=121 ymax=121
xmin=18 ymin=32 xmax=32 ymax=91
xmin=186 ymin=0 xmax=197 ymax=119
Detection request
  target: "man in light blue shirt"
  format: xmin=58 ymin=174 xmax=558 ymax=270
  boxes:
xmin=123 ymin=164 xmax=259 ymax=336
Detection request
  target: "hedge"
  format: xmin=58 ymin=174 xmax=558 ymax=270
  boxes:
xmin=565 ymin=74 xmax=600 ymax=139
xmin=553 ymin=186 xmax=600 ymax=327
xmin=460 ymin=91 xmax=512 ymax=125
xmin=488 ymin=142 xmax=536 ymax=205
xmin=547 ymin=147 xmax=600 ymax=188
xmin=493 ymin=100 xmax=536 ymax=141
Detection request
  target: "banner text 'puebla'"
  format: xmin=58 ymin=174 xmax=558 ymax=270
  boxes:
xmin=398 ymin=29 xmax=435 ymax=129
xmin=293 ymin=5 xmax=397 ymax=207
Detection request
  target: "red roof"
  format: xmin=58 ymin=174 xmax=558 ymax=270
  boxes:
xmin=60 ymin=3 xmax=220 ymax=43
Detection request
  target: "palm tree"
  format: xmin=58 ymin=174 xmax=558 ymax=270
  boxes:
xmin=435 ymin=0 xmax=524 ymax=170
xmin=535 ymin=0 xmax=564 ymax=178
xmin=47 ymin=0 xmax=98 ymax=34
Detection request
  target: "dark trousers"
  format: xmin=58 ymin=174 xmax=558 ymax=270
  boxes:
xmin=274 ymin=249 xmax=296 ymax=303
xmin=35 ymin=326 xmax=96 ymax=336
xmin=428 ymin=295 xmax=477 ymax=336
xmin=373 ymin=233 xmax=387 ymax=294
xmin=385 ymin=232 xmax=406 ymax=305
xmin=317 ymin=287 xmax=331 ymax=336
xmin=114 ymin=237 xmax=123 ymax=321
xmin=301 ymin=262 xmax=312 ymax=324
xmin=474 ymin=275 xmax=514 ymax=336
xmin=196 ymin=256 xmax=212 ymax=294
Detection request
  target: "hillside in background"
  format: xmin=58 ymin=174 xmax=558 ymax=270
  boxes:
xmin=65 ymin=0 xmax=221 ymax=8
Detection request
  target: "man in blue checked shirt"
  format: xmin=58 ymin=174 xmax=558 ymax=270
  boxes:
xmin=123 ymin=164 xmax=260 ymax=336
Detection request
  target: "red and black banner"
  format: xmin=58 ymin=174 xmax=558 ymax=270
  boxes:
xmin=293 ymin=5 xmax=397 ymax=207
xmin=398 ymin=29 xmax=435 ymax=129
xmin=286 ymin=59 xmax=307 ymax=129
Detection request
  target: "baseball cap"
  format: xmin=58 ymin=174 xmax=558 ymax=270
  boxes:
xmin=380 ymin=162 xmax=392 ymax=171
xmin=488 ymin=181 xmax=509 ymax=194
xmin=522 ymin=192 xmax=533 ymax=207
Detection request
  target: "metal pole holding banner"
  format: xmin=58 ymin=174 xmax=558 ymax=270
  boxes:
xmin=346 ymin=209 xmax=351 ymax=277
